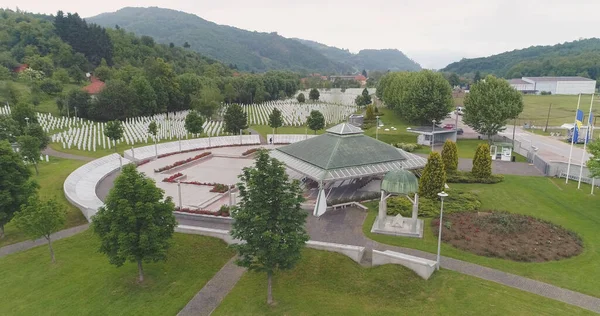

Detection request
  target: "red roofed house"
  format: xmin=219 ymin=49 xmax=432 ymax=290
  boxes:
xmin=82 ymin=76 xmax=105 ymax=95
xmin=13 ymin=64 xmax=28 ymax=73
xmin=354 ymin=75 xmax=367 ymax=86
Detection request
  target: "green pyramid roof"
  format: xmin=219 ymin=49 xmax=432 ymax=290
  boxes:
xmin=277 ymin=127 xmax=405 ymax=170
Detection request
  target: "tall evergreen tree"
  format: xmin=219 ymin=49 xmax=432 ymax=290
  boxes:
xmin=268 ymin=108 xmax=283 ymax=134
xmin=223 ymin=104 xmax=248 ymax=134
xmin=230 ymin=150 xmax=309 ymax=305
xmin=441 ymin=140 xmax=458 ymax=173
xmin=418 ymin=152 xmax=446 ymax=199
xmin=307 ymin=110 xmax=325 ymax=134
xmin=93 ymin=164 xmax=177 ymax=282
xmin=472 ymin=143 xmax=492 ymax=178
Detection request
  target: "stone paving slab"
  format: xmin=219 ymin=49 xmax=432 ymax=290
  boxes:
xmin=177 ymin=256 xmax=245 ymax=316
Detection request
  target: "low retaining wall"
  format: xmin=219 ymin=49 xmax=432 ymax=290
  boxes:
xmin=174 ymin=225 xmax=366 ymax=263
xmin=372 ymin=250 xmax=437 ymax=280
xmin=174 ymin=212 xmax=234 ymax=223
xmin=305 ymin=240 xmax=365 ymax=263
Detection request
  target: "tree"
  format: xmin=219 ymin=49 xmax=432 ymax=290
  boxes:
xmin=93 ymin=164 xmax=177 ymax=282
xmin=472 ymin=143 xmax=492 ymax=178
xmin=223 ymin=104 xmax=248 ymax=134
xmin=148 ymin=121 xmax=159 ymax=157
xmin=0 ymin=141 xmax=37 ymax=238
xmin=104 ymin=120 xmax=123 ymax=153
xmin=183 ymin=42 xmax=191 ymax=48
xmin=268 ymin=108 xmax=283 ymax=134
xmin=307 ymin=110 xmax=325 ymax=134
xmin=463 ymin=75 xmax=524 ymax=139
xmin=0 ymin=116 xmax=19 ymax=143
xmin=361 ymin=88 xmax=372 ymax=105
xmin=309 ymin=88 xmax=320 ymax=101
xmin=447 ymin=73 xmax=460 ymax=87
xmin=473 ymin=71 xmax=482 ymax=83
xmin=418 ymin=152 xmax=446 ymax=199
xmin=296 ymin=93 xmax=306 ymax=103
xmin=380 ymin=70 xmax=453 ymax=124
xmin=18 ymin=135 xmax=41 ymax=175
xmin=230 ymin=150 xmax=308 ymax=305
xmin=13 ymin=196 xmax=66 ymax=263
xmin=355 ymin=95 xmax=366 ymax=106
xmin=184 ymin=111 xmax=204 ymax=136
xmin=39 ymin=79 xmax=63 ymax=95
xmin=441 ymin=140 xmax=458 ymax=173
xmin=2 ymin=82 xmax=21 ymax=105
xmin=362 ymin=69 xmax=368 ymax=78
xmin=365 ymin=105 xmax=376 ymax=121
xmin=587 ymin=140 xmax=600 ymax=178
xmin=25 ymin=124 xmax=50 ymax=150
xmin=223 ymin=83 xmax=237 ymax=103
xmin=192 ymin=87 xmax=223 ymax=119
xmin=11 ymin=102 xmax=38 ymax=131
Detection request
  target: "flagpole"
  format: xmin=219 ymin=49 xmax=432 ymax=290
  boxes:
xmin=566 ymin=94 xmax=582 ymax=183
xmin=578 ymin=93 xmax=594 ymax=189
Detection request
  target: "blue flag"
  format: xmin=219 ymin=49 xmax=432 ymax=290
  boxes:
xmin=573 ymin=109 xmax=584 ymax=142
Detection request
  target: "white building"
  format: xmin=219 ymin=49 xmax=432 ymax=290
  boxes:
xmin=509 ymin=76 xmax=596 ymax=95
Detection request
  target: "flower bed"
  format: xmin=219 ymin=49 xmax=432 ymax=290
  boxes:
xmin=157 ymin=144 xmax=258 ymax=159
xmin=242 ymin=148 xmax=263 ymax=156
xmin=162 ymin=173 xmax=184 ymax=182
xmin=175 ymin=206 xmax=230 ymax=217
xmin=431 ymin=211 xmax=583 ymax=262
xmin=136 ymin=159 xmax=152 ymax=166
xmin=154 ymin=152 xmax=211 ymax=173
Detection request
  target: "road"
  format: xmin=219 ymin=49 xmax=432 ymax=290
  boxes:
xmin=500 ymin=126 xmax=591 ymax=163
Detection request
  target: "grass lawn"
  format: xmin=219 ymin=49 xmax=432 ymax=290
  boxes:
xmin=0 ymin=80 xmax=80 ymax=116
xmin=0 ymin=157 xmax=87 ymax=247
xmin=0 ymin=231 xmax=235 ymax=315
xmin=363 ymin=175 xmax=600 ymax=297
xmin=250 ymin=125 xmax=327 ymax=138
xmin=214 ymin=249 xmax=591 ymax=315
xmin=414 ymin=139 xmax=529 ymax=162
xmin=363 ymin=107 xmax=418 ymax=144
xmin=454 ymin=94 xmax=600 ymax=127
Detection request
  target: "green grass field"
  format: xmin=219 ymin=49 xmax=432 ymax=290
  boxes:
xmin=0 ymin=157 xmax=87 ymax=247
xmin=0 ymin=80 xmax=80 ymax=116
xmin=0 ymin=231 xmax=235 ymax=315
xmin=364 ymin=175 xmax=600 ymax=297
xmin=214 ymin=249 xmax=591 ymax=315
xmin=455 ymin=94 xmax=600 ymax=128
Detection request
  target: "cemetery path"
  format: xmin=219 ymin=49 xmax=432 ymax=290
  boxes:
xmin=177 ymin=256 xmax=246 ymax=316
xmin=248 ymin=128 xmax=267 ymax=145
xmin=0 ymin=224 xmax=90 ymax=258
xmin=43 ymin=147 xmax=94 ymax=162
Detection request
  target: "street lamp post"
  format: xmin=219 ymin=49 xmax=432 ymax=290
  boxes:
xmin=376 ymin=116 xmax=380 ymax=140
xmin=431 ymin=119 xmax=436 ymax=153
xmin=25 ymin=117 xmax=29 ymax=126
xmin=436 ymin=191 xmax=448 ymax=270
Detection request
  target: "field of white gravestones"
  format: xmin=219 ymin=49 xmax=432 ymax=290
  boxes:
xmin=1 ymin=98 xmax=357 ymax=153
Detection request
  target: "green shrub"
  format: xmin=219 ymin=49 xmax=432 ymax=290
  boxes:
xmin=418 ymin=152 xmax=446 ymax=199
xmin=39 ymin=79 xmax=63 ymax=95
xmin=472 ymin=143 xmax=492 ymax=178
xmin=446 ymin=171 xmax=503 ymax=183
xmin=441 ymin=140 xmax=458 ymax=172
xmin=393 ymin=142 xmax=422 ymax=152
xmin=385 ymin=190 xmax=480 ymax=218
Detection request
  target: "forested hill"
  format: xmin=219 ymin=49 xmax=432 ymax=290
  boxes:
xmin=88 ymin=7 xmax=352 ymax=74
xmin=293 ymin=38 xmax=422 ymax=72
xmin=442 ymin=38 xmax=600 ymax=80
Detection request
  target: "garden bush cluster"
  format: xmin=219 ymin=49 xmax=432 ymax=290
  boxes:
xmin=393 ymin=143 xmax=422 ymax=152
xmin=446 ymin=171 xmax=504 ymax=184
xmin=386 ymin=190 xmax=481 ymax=217
xmin=154 ymin=152 xmax=211 ymax=172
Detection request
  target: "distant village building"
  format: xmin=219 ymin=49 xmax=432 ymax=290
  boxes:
xmin=13 ymin=64 xmax=28 ymax=73
xmin=82 ymin=76 xmax=105 ymax=96
xmin=508 ymin=76 xmax=596 ymax=95
xmin=329 ymin=74 xmax=367 ymax=86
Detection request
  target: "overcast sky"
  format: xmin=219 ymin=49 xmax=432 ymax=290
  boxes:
xmin=5 ymin=0 xmax=600 ymax=69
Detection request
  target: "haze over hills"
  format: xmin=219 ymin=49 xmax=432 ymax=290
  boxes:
xmin=442 ymin=38 xmax=600 ymax=81
xmin=293 ymin=38 xmax=421 ymax=72
xmin=88 ymin=7 xmax=420 ymax=74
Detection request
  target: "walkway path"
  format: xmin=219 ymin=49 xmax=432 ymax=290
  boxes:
xmin=0 ymin=224 xmax=89 ymax=258
xmin=177 ymin=257 xmax=246 ymax=316
xmin=42 ymin=147 xmax=94 ymax=162
xmin=247 ymin=128 xmax=267 ymax=145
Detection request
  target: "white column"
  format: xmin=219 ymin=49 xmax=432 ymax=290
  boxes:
xmin=412 ymin=193 xmax=419 ymax=221
xmin=378 ymin=190 xmax=387 ymax=229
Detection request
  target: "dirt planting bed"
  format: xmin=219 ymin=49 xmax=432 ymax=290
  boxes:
xmin=432 ymin=211 xmax=583 ymax=262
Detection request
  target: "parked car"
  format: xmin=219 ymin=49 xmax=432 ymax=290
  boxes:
xmin=443 ymin=124 xmax=455 ymax=130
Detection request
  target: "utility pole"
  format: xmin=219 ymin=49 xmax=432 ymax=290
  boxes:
xmin=544 ymin=103 xmax=552 ymax=132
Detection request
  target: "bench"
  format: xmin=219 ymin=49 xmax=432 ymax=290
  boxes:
xmin=372 ymin=250 xmax=437 ymax=280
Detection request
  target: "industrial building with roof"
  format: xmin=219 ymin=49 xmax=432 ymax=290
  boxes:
xmin=508 ymin=76 xmax=596 ymax=95
xmin=270 ymin=122 xmax=427 ymax=216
